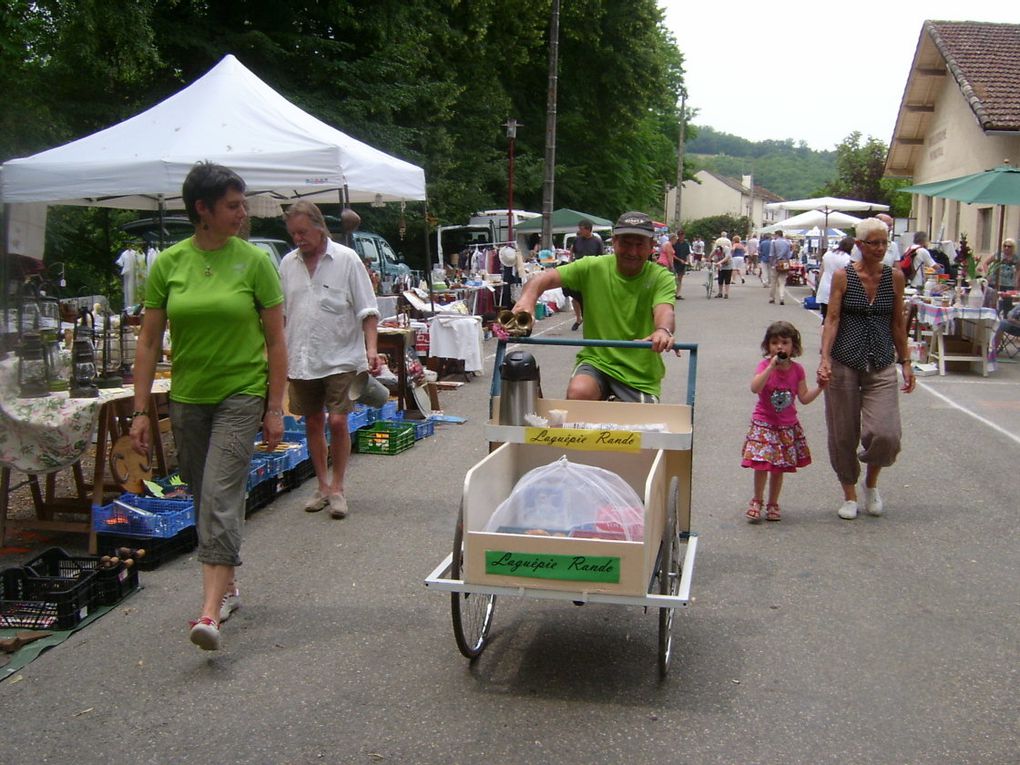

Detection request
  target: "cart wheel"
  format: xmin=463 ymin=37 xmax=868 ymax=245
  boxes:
xmin=451 ymin=504 xmax=495 ymax=659
xmin=658 ymin=477 xmax=682 ymax=677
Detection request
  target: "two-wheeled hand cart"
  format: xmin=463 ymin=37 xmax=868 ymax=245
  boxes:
xmin=424 ymin=337 xmax=699 ymax=677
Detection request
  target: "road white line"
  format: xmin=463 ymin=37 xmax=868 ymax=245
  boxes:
xmin=918 ymin=379 xmax=1020 ymax=446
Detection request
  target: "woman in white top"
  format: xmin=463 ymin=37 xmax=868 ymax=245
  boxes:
xmin=816 ymin=236 xmax=854 ymax=321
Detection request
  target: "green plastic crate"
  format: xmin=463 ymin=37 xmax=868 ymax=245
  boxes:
xmin=356 ymin=421 xmax=416 ymax=455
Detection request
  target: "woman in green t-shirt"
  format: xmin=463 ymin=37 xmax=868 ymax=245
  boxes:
xmin=130 ymin=162 xmax=287 ymax=652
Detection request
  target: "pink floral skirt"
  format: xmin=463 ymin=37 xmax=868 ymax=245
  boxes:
xmin=741 ymin=419 xmax=811 ymax=473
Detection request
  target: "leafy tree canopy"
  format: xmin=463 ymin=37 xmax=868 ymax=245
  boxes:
xmin=2 ymin=0 xmax=691 ymax=301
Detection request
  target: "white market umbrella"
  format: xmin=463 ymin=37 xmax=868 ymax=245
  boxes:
xmin=765 ymin=196 xmax=889 ymax=215
xmin=762 ymin=209 xmax=862 ymax=232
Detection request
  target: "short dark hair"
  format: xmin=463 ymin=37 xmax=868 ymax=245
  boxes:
xmin=578 ymin=219 xmax=593 ymax=230
xmin=182 ymin=161 xmax=246 ymax=224
xmin=760 ymin=320 xmax=803 ymax=357
xmin=838 ymin=235 xmax=855 ymax=253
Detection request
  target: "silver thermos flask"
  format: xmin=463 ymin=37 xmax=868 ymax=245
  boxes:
xmin=498 ymin=351 xmax=540 ymax=425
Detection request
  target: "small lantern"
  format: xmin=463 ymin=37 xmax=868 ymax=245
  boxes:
xmin=40 ymin=329 xmax=68 ymax=392
xmin=69 ymin=308 xmax=99 ymax=399
xmin=96 ymin=309 xmax=122 ymax=389
xmin=18 ymin=331 xmax=50 ymax=398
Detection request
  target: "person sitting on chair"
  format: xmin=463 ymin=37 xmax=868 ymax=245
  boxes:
xmin=988 ymin=302 xmax=1020 ymax=365
xmin=511 ymin=211 xmax=676 ymax=403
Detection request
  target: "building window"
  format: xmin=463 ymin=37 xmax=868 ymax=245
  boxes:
xmin=978 ymin=207 xmax=993 ymax=252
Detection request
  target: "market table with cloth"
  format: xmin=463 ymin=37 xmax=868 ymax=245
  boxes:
xmin=910 ymin=298 xmax=997 ymax=376
xmin=0 ymin=354 xmax=171 ymax=550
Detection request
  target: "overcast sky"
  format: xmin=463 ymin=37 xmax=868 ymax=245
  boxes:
xmin=660 ymin=2 xmax=1017 ymax=151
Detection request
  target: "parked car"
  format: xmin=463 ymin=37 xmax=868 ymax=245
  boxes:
xmin=349 ymin=230 xmax=413 ymax=282
xmin=122 ymin=217 xmax=413 ymax=282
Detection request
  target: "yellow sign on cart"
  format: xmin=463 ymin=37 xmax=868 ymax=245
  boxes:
xmin=522 ymin=427 xmax=641 ymax=453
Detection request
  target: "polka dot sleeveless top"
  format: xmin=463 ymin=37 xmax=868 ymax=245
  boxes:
xmin=831 ymin=265 xmax=895 ymax=371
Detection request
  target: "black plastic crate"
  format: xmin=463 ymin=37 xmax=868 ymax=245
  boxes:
xmin=280 ymin=459 xmax=315 ymax=491
xmin=245 ymin=478 xmax=278 ymax=516
xmin=1 ymin=566 xmax=94 ymax=630
xmin=96 ymin=526 xmax=197 ymax=571
xmin=24 ymin=547 xmax=139 ymax=608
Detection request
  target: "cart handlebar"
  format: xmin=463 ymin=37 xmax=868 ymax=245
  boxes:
xmin=491 ymin=337 xmax=698 ymax=409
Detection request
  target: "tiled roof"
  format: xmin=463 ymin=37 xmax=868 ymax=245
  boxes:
xmin=927 ymin=20 xmax=1020 ymax=131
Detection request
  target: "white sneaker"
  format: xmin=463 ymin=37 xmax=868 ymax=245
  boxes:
xmin=863 ymin=487 xmax=884 ymax=516
xmin=219 ymin=588 xmax=240 ymax=622
xmin=838 ymin=500 xmax=859 ymax=520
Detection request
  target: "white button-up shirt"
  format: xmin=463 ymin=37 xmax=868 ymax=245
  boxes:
xmin=280 ymin=238 xmax=379 ymax=380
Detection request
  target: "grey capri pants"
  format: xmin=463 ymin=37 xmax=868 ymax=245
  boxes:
xmin=170 ymin=394 xmax=264 ymax=566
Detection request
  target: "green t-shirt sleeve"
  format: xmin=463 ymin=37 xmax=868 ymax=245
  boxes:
xmin=144 ymin=250 xmax=170 ymax=308
xmin=557 ymin=258 xmax=587 ymax=292
xmin=252 ymin=250 xmax=284 ymax=310
xmin=652 ymin=266 xmax=676 ymax=307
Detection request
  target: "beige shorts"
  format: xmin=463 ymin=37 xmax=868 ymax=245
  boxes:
xmin=288 ymin=374 xmax=357 ymax=416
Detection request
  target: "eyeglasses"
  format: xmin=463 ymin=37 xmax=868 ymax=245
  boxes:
xmin=859 ymin=240 xmax=888 ymax=247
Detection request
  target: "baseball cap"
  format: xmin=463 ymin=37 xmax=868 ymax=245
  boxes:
xmin=613 ymin=211 xmax=655 ymax=238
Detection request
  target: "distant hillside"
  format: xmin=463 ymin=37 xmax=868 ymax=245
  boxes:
xmin=687 ymin=125 xmax=837 ymax=200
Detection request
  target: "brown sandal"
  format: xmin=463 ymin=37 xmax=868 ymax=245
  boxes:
xmin=766 ymin=503 xmax=781 ymax=521
xmin=746 ymin=498 xmax=763 ymax=523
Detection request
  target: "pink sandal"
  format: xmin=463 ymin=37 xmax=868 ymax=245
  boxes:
xmin=766 ymin=503 xmax=781 ymax=522
xmin=745 ymin=499 xmax=763 ymax=523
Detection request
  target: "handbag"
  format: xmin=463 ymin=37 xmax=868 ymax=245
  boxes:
xmin=775 ymin=259 xmax=790 ymax=272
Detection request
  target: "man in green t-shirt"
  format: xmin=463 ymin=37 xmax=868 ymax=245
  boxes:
xmin=513 ymin=211 xmax=677 ymax=402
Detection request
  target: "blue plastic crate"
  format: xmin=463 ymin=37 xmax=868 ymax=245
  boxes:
xmin=413 ymin=418 xmax=435 ymax=440
xmin=348 ymin=406 xmax=369 ymax=432
xmin=92 ymin=493 xmax=195 ymax=538
xmin=380 ymin=400 xmax=398 ymax=421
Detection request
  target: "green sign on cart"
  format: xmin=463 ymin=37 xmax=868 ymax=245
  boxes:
xmin=485 ymin=550 xmax=621 ymax=584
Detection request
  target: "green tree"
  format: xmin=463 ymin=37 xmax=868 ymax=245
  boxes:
xmin=823 ymin=131 xmax=891 ymax=205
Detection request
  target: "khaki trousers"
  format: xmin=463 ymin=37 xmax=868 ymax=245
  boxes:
xmin=769 ymin=267 xmax=787 ymax=302
xmin=823 ymin=359 xmax=901 ymax=486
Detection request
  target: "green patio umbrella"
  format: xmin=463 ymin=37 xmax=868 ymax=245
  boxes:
xmin=515 ymin=208 xmax=613 ymax=234
xmin=900 ymin=163 xmax=1020 ymax=205
xmin=901 ymin=162 xmax=1020 ymax=291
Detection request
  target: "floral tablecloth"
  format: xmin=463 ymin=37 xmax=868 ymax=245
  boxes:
xmin=0 ymin=355 xmax=170 ymax=474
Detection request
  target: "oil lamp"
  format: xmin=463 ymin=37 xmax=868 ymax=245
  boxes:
xmin=69 ymin=308 xmax=99 ymax=398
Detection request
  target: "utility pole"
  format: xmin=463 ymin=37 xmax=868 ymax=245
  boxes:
xmin=505 ymin=119 xmax=519 ymax=244
xmin=541 ymin=0 xmax=560 ymax=251
xmin=672 ymin=89 xmax=687 ymax=229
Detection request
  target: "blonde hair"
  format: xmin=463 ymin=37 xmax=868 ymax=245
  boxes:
xmin=284 ymin=200 xmax=331 ymax=236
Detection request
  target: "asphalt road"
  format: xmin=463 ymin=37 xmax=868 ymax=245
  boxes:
xmin=2 ymin=274 xmax=1018 ymax=765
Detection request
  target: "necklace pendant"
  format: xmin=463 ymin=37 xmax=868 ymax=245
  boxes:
xmin=204 ymin=265 xmax=213 ymax=277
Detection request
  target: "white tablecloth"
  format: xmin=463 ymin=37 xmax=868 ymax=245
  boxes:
xmin=429 ymin=316 xmax=484 ymax=372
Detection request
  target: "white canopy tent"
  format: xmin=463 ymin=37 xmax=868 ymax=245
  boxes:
xmin=0 ymin=54 xmax=427 ymax=212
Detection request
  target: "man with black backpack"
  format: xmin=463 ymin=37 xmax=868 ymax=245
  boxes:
xmin=900 ymin=231 xmax=937 ymax=289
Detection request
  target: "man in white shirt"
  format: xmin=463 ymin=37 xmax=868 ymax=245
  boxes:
xmin=876 ymin=214 xmax=900 ymax=268
xmin=280 ymin=201 xmax=381 ymax=519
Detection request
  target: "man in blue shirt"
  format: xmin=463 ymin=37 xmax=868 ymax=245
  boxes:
xmin=758 ymin=233 xmax=772 ymax=287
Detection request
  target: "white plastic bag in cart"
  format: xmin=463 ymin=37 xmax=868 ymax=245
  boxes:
xmin=485 ymin=456 xmax=645 ymax=541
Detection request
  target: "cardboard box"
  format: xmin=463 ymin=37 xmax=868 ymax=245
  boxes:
xmin=463 ymin=443 xmax=675 ymax=596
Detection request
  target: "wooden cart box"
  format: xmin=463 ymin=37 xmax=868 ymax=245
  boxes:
xmin=462 ymin=442 xmax=676 ymax=596
xmin=486 ymin=398 xmax=692 ymax=451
